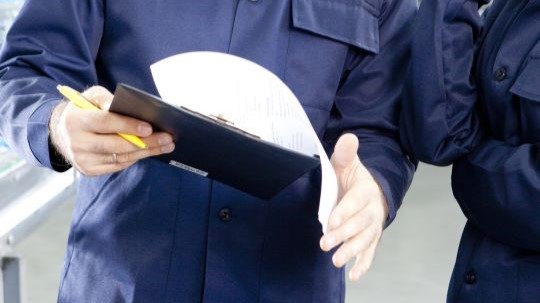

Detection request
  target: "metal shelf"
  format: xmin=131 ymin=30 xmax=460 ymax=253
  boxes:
xmin=0 ymin=140 xmax=75 ymax=303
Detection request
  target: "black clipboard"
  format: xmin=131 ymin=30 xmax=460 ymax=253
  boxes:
xmin=109 ymin=83 xmax=320 ymax=199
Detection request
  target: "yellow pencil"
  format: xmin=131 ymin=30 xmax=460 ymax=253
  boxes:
xmin=57 ymin=85 xmax=147 ymax=149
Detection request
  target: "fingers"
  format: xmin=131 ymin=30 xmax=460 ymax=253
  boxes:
xmin=96 ymin=141 xmax=175 ymax=165
xmin=320 ymin=179 xmax=387 ymax=277
xmin=320 ymin=198 xmax=383 ymax=281
xmin=331 ymin=224 xmax=381 ymax=268
xmin=326 ymin=158 xmax=382 ymax=232
xmin=319 ymin=186 xmax=386 ymax=281
xmin=74 ymin=86 xmax=153 ymax=137
xmin=76 ymin=109 xmax=153 ymax=138
xmin=320 ymin=204 xmax=372 ymax=252
xmin=349 ymin=238 xmax=379 ymax=281
xmin=74 ymin=132 xmax=173 ymax=154
xmin=71 ymin=142 xmax=175 ymax=176
xmin=327 ymin=182 xmax=372 ymax=231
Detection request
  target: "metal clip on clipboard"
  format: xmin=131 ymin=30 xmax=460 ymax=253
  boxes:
xmin=209 ymin=114 xmax=235 ymax=127
xmin=208 ymin=113 xmax=260 ymax=139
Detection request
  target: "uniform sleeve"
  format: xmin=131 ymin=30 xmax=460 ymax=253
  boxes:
xmin=324 ymin=0 xmax=417 ymax=226
xmin=452 ymin=140 xmax=540 ymax=251
xmin=399 ymin=0 xmax=489 ymax=166
xmin=0 ymin=0 xmax=103 ymax=170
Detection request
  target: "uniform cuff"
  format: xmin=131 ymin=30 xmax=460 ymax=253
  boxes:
xmin=27 ymin=99 xmax=69 ymax=171
xmin=365 ymin=167 xmax=397 ymax=229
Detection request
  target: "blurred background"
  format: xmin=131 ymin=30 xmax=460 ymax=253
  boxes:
xmin=0 ymin=0 xmax=466 ymax=302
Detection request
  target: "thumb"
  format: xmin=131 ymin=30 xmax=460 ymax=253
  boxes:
xmin=331 ymin=133 xmax=359 ymax=171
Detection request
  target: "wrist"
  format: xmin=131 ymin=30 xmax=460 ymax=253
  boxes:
xmin=48 ymin=101 xmax=71 ymax=170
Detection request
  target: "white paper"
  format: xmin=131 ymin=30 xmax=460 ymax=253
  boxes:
xmin=151 ymin=52 xmax=337 ymax=233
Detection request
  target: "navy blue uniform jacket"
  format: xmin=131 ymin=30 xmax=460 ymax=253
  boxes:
xmin=401 ymin=0 xmax=540 ymax=302
xmin=0 ymin=0 xmax=415 ymax=302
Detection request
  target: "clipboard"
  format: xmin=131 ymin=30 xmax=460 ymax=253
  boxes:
xmin=109 ymin=83 xmax=320 ymax=199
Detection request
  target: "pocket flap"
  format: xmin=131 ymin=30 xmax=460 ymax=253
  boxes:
xmin=292 ymin=0 xmax=380 ymax=54
xmin=510 ymin=57 xmax=540 ymax=102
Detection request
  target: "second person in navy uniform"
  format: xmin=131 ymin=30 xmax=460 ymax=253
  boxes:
xmin=0 ymin=0 xmax=416 ymax=301
xmin=401 ymin=0 xmax=540 ymax=302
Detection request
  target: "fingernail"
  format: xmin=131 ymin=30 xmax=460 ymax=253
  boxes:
xmin=158 ymin=134 xmax=173 ymax=145
xmin=138 ymin=123 xmax=152 ymax=136
xmin=161 ymin=143 xmax=175 ymax=153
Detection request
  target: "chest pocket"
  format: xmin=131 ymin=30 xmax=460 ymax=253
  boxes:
xmin=510 ymin=56 xmax=540 ymax=143
xmin=285 ymin=0 xmax=380 ymax=128
xmin=291 ymin=0 xmax=380 ymax=53
xmin=511 ymin=57 xmax=540 ymax=102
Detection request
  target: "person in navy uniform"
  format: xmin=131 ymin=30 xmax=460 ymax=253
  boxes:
xmin=0 ymin=0 xmax=416 ymax=302
xmin=401 ymin=0 xmax=540 ymax=302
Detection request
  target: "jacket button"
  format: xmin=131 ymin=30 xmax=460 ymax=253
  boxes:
xmin=218 ymin=208 xmax=232 ymax=222
xmin=494 ymin=67 xmax=507 ymax=81
xmin=465 ymin=271 xmax=477 ymax=285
